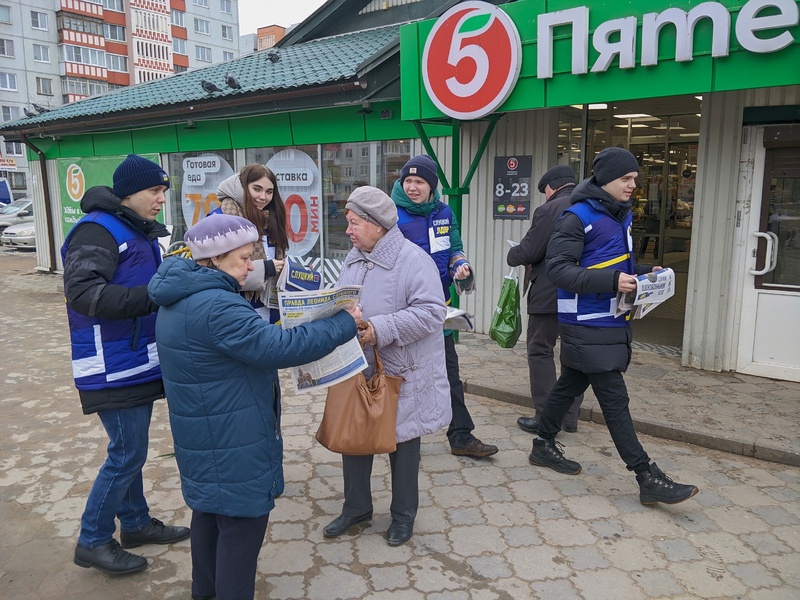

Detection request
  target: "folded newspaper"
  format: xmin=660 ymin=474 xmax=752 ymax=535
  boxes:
xmin=267 ymin=258 xmax=323 ymax=309
xmin=278 ymin=286 xmax=367 ymax=393
xmin=445 ymin=307 xmax=475 ymax=331
xmin=614 ymin=268 xmax=675 ymax=319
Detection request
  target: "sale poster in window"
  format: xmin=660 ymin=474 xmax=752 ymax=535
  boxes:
xmin=493 ymin=156 xmax=532 ymax=220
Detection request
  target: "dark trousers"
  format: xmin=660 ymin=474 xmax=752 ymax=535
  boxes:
xmin=539 ymin=366 xmax=650 ymax=471
xmin=341 ymin=437 xmax=421 ymax=523
xmin=444 ymin=333 xmax=476 ymax=447
xmin=527 ymin=313 xmax=583 ymax=428
xmin=190 ymin=510 xmax=269 ymax=600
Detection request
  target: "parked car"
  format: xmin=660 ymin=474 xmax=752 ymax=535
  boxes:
xmin=0 ymin=199 xmax=33 ymax=232
xmin=1 ymin=221 xmax=35 ymax=250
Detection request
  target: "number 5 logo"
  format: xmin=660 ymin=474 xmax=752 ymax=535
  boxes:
xmin=422 ymin=1 xmax=521 ymax=120
xmin=66 ymin=163 xmax=85 ymax=203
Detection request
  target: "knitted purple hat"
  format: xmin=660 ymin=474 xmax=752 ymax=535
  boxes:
xmin=184 ymin=214 xmax=258 ymax=259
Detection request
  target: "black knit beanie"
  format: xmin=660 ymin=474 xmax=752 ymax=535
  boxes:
xmin=592 ymin=147 xmax=640 ymax=186
xmin=400 ymin=155 xmax=439 ymax=190
xmin=113 ymin=154 xmax=171 ymax=199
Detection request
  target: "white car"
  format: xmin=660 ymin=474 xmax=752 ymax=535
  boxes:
xmin=0 ymin=198 xmax=33 ymax=232
xmin=1 ymin=221 xmax=35 ymax=249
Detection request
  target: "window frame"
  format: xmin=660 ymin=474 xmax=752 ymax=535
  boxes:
xmin=32 ymin=44 xmax=50 ymax=63
xmin=36 ymin=76 xmax=53 ymax=96
xmin=195 ymin=45 xmax=211 ymax=62
xmin=31 ymin=11 xmax=48 ymax=31
xmin=0 ymin=38 xmax=14 ymax=58
xmin=0 ymin=71 xmax=17 ymax=91
xmin=220 ymin=0 xmax=232 ymax=15
xmin=194 ymin=18 xmax=210 ymax=35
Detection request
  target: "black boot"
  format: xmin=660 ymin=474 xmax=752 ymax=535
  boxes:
xmin=528 ymin=438 xmax=581 ymax=475
xmin=74 ymin=539 xmax=147 ymax=575
xmin=637 ymin=463 xmax=699 ymax=505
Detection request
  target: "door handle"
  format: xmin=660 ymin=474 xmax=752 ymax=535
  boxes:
xmin=766 ymin=231 xmax=779 ymax=273
xmin=749 ymin=231 xmax=776 ymax=276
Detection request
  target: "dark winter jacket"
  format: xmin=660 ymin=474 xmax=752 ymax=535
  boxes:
xmin=506 ymin=183 xmax=575 ymax=314
xmin=148 ymin=257 xmax=356 ymax=518
xmin=545 ymin=178 xmax=652 ymax=373
xmin=62 ymin=186 xmax=169 ymax=414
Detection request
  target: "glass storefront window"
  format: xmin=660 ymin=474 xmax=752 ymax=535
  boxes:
xmin=167 ymin=149 xmax=235 ymax=244
xmin=244 ymin=140 xmax=411 ymax=285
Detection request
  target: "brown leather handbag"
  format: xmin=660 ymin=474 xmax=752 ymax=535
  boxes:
xmin=316 ymin=344 xmax=403 ymax=456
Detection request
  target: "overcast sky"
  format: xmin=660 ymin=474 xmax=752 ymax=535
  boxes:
xmin=238 ymin=0 xmax=329 ymax=35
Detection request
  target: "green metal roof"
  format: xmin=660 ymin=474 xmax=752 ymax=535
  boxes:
xmin=1 ymin=23 xmax=400 ymax=133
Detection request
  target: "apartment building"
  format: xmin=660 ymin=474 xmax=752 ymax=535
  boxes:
xmin=0 ymin=0 xmax=240 ymax=197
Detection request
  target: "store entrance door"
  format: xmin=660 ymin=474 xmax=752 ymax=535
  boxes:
xmin=735 ymin=125 xmax=800 ymax=381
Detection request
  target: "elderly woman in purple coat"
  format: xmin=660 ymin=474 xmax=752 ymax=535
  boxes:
xmin=323 ymin=186 xmax=451 ymax=547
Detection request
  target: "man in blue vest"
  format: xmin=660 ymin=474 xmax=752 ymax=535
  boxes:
xmin=528 ymin=148 xmax=699 ymax=505
xmin=391 ymin=155 xmax=498 ymax=459
xmin=62 ymin=154 xmax=189 ymax=575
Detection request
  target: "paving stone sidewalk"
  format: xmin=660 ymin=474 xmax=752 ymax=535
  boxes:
xmin=2 ymin=251 xmax=799 ymax=599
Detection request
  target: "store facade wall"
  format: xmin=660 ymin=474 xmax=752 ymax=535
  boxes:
xmin=27 ymin=102 xmax=450 ymax=280
xmin=400 ymin=0 xmax=800 ymax=379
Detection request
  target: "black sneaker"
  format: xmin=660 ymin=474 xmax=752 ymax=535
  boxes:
xmin=528 ymin=438 xmax=582 ymax=475
xmin=120 ymin=518 xmax=190 ymax=549
xmin=637 ymin=463 xmax=699 ymax=505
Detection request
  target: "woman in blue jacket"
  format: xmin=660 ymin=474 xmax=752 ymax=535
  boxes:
xmin=148 ymin=214 xmax=358 ymax=600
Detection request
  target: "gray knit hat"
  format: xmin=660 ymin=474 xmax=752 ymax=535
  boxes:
xmin=113 ymin=154 xmax=170 ymax=199
xmin=592 ymin=147 xmax=640 ymax=186
xmin=184 ymin=214 xmax=259 ymax=259
xmin=537 ymin=165 xmax=576 ymax=193
xmin=345 ymin=186 xmax=398 ymax=229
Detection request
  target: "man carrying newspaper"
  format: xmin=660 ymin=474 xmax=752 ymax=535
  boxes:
xmin=527 ymin=147 xmax=699 ymax=506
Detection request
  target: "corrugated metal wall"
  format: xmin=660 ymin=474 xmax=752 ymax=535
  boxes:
xmin=684 ymin=85 xmax=800 ymax=372
xmin=422 ymin=109 xmax=559 ymax=337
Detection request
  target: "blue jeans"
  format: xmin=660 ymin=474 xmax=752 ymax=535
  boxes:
xmin=77 ymin=403 xmax=153 ymax=547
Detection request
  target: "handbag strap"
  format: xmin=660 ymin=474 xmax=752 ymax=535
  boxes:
xmin=370 ymin=344 xmax=386 ymax=375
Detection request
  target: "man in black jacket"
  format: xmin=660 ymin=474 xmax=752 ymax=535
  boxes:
xmin=507 ymin=165 xmax=584 ymax=435
xmin=528 ymin=148 xmax=699 ymax=506
xmin=63 ymin=155 xmax=189 ymax=575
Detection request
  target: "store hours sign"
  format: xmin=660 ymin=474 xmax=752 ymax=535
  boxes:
xmin=493 ymin=156 xmax=532 ymax=220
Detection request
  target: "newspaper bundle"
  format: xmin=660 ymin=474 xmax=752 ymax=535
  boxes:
xmin=614 ymin=267 xmax=676 ymax=319
xmin=278 ymin=285 xmax=367 ymax=393
xmin=267 ymin=258 xmax=323 ymax=309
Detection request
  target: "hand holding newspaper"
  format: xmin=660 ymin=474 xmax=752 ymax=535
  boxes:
xmin=279 ymin=286 xmax=367 ymax=393
xmin=614 ymin=268 xmax=676 ymax=319
xmin=267 ymin=258 xmax=323 ymax=309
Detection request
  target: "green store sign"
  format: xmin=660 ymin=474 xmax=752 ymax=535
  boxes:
xmin=401 ymin=0 xmax=800 ymax=120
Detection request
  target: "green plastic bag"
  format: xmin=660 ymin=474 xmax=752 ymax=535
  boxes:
xmin=489 ymin=268 xmax=522 ymax=348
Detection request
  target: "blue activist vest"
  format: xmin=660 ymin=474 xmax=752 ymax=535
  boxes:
xmin=61 ymin=210 xmax=162 ymax=390
xmin=557 ymin=199 xmax=635 ymax=328
xmin=396 ymin=202 xmax=454 ymax=303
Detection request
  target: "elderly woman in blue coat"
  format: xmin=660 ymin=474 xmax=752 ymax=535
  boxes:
xmin=148 ymin=214 xmax=359 ymax=600
xmin=323 ymin=186 xmax=451 ymax=547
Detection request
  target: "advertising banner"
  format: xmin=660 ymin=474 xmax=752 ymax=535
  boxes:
xmin=57 ymin=154 xmax=160 ymax=239
xmin=180 ymin=154 xmax=235 ymax=227
xmin=492 ymin=155 xmax=532 ymax=220
xmin=268 ymin=149 xmax=321 ymax=258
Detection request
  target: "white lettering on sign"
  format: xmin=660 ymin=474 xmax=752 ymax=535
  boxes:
xmin=592 ymin=16 xmax=638 ymax=72
xmin=737 ymin=0 xmax=798 ymax=53
xmin=537 ymin=7 xmax=590 ymax=79
xmin=641 ymin=3 xmax=731 ymax=66
xmin=536 ymin=0 xmax=799 ymax=79
xmin=275 ymin=168 xmax=313 ymax=185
